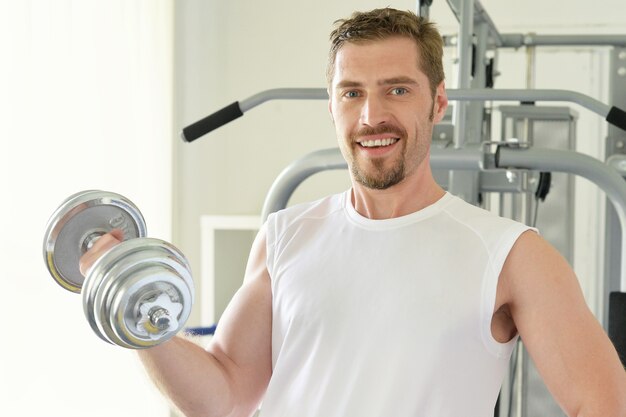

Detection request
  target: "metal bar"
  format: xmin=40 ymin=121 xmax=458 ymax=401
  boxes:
xmin=239 ymin=88 xmax=328 ymax=112
xmin=448 ymin=0 xmax=479 ymax=204
xmin=445 ymin=0 xmax=503 ymax=46
xmin=500 ymin=34 xmax=626 ymax=48
xmin=261 ymin=148 xmax=346 ymax=221
xmin=449 ymin=89 xmax=610 ymax=116
xmin=497 ymin=147 xmax=626 ymax=290
xmin=416 ymin=0 xmax=433 ymax=18
xmin=444 ymin=34 xmax=626 ymax=48
xmin=603 ymin=47 xmax=626 ymax=325
xmin=183 ymin=88 xmax=625 ymax=141
xmin=237 ymin=88 xmax=611 ymax=120
xmin=452 ymin=0 xmax=474 ymax=149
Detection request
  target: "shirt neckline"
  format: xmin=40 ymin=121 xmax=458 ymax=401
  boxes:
xmin=343 ymin=189 xmax=454 ymax=230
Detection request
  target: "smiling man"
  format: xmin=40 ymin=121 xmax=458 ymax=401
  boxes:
xmin=329 ymin=32 xmax=447 ymax=217
xmin=81 ymin=8 xmax=626 ymax=417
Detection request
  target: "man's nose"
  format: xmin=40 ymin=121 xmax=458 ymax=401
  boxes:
xmin=359 ymin=95 xmax=390 ymax=126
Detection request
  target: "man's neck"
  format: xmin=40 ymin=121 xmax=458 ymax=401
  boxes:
xmin=350 ymin=168 xmax=445 ymax=220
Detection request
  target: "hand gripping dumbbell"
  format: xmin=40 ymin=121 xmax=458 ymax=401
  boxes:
xmin=43 ymin=190 xmax=194 ymax=349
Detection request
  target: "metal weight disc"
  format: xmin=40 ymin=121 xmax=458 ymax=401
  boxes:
xmin=109 ymin=265 xmax=193 ymax=348
xmin=83 ymin=238 xmax=193 ymax=348
xmin=82 ymin=240 xmax=153 ymax=344
xmin=43 ymin=190 xmax=147 ymax=293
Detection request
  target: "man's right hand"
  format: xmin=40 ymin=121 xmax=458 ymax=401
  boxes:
xmin=78 ymin=229 xmax=124 ymax=277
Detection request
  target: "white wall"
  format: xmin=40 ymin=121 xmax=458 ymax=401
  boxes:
xmin=0 ymin=1 xmax=173 ymax=416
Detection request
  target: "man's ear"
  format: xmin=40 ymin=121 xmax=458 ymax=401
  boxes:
xmin=432 ymin=81 xmax=448 ymax=124
xmin=327 ymin=88 xmax=335 ymax=123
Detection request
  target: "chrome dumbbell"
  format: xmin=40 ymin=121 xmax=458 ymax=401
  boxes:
xmin=43 ymin=190 xmax=194 ymax=349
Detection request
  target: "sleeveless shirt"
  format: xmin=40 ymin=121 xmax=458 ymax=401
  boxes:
xmin=260 ymin=190 xmax=533 ymax=417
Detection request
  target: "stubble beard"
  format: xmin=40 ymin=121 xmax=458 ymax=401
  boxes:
xmin=344 ymin=102 xmax=436 ymax=191
xmin=348 ymin=124 xmax=408 ymax=190
xmin=351 ymin=142 xmax=406 ymax=190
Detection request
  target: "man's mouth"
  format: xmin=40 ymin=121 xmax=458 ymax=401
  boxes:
xmin=358 ymin=138 xmax=399 ymax=148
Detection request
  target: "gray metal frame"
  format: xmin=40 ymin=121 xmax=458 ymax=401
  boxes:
xmin=237 ymin=88 xmax=617 ymax=124
xmin=445 ymin=34 xmax=626 ymax=48
xmin=603 ymin=47 xmax=626 ymax=324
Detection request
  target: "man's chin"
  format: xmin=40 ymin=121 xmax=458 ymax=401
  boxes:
xmin=353 ymin=169 xmax=404 ymax=190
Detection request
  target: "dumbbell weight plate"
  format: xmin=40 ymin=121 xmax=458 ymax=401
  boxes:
xmin=83 ymin=238 xmax=194 ymax=348
xmin=43 ymin=190 xmax=147 ymax=293
xmin=109 ymin=266 xmax=192 ymax=348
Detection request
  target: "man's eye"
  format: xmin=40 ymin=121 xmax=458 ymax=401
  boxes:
xmin=345 ymin=91 xmax=360 ymax=98
xmin=391 ymin=87 xmax=408 ymax=95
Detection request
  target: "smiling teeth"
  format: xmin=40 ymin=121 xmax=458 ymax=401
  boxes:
xmin=360 ymin=138 xmax=398 ymax=147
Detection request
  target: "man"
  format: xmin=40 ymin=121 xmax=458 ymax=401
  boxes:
xmin=82 ymin=8 xmax=626 ymax=417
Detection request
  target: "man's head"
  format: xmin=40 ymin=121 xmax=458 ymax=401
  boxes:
xmin=327 ymin=8 xmax=444 ymax=98
xmin=326 ymin=8 xmax=448 ymax=192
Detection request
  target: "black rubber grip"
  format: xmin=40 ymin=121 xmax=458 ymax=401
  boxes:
xmin=181 ymin=101 xmax=244 ymax=142
xmin=606 ymin=106 xmax=626 ymax=132
xmin=609 ymin=291 xmax=626 ymax=368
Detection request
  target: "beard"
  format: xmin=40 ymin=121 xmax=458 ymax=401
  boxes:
xmin=348 ymin=124 xmax=408 ymax=190
xmin=345 ymin=103 xmax=435 ymax=190
xmin=351 ymin=146 xmax=406 ymax=190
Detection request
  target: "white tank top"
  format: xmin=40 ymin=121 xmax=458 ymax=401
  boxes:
xmin=261 ymin=190 xmax=533 ymax=417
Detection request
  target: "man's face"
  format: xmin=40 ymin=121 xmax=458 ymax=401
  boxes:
xmin=328 ymin=36 xmax=447 ymax=190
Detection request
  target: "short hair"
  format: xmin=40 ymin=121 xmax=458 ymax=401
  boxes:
xmin=327 ymin=8 xmax=445 ymax=97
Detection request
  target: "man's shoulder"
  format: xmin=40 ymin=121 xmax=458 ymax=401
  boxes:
xmin=444 ymin=195 xmax=522 ymax=226
xmin=442 ymin=194 xmax=535 ymax=245
xmin=267 ymin=191 xmax=346 ymax=229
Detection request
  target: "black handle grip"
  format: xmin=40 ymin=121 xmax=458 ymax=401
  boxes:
xmin=609 ymin=291 xmax=626 ymax=367
xmin=181 ymin=101 xmax=244 ymax=143
xmin=606 ymin=106 xmax=626 ymax=132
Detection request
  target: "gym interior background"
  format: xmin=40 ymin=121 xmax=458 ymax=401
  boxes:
xmin=1 ymin=0 xmax=624 ymax=416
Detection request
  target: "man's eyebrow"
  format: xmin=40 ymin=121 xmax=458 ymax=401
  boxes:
xmin=334 ymin=77 xmax=418 ymax=89
xmin=379 ymin=76 xmax=418 ymax=86
xmin=335 ymin=80 xmax=363 ymax=89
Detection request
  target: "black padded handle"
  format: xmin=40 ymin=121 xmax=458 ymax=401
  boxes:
xmin=181 ymin=101 xmax=244 ymax=143
xmin=609 ymin=291 xmax=626 ymax=367
xmin=606 ymin=106 xmax=626 ymax=132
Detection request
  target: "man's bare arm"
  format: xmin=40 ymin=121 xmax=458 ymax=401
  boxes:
xmin=501 ymin=231 xmax=626 ymax=417
xmin=81 ymin=227 xmax=272 ymax=417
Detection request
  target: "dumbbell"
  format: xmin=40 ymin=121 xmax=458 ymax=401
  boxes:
xmin=43 ymin=190 xmax=194 ymax=349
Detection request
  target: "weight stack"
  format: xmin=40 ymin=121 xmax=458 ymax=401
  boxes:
xmin=609 ymin=292 xmax=626 ymax=368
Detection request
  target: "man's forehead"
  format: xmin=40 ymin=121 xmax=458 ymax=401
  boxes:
xmin=335 ymin=38 xmax=419 ymax=66
xmin=332 ymin=38 xmax=424 ymax=86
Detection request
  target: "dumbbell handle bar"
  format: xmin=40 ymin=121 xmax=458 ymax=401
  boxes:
xmin=180 ymin=88 xmax=626 ymax=142
xmin=81 ymin=231 xmax=106 ymax=253
xmin=150 ymin=307 xmax=173 ymax=330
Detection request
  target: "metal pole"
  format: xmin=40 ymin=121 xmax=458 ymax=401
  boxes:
xmin=452 ymin=0 xmax=474 ymax=148
xmin=500 ymin=34 xmax=626 ymax=48
xmin=443 ymin=34 xmax=626 ymax=48
xmin=416 ymin=0 xmax=433 ymax=18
